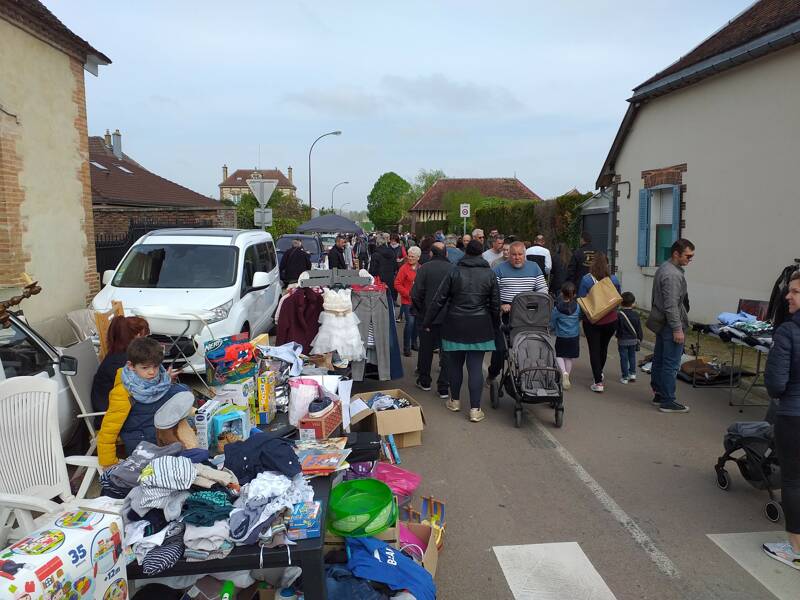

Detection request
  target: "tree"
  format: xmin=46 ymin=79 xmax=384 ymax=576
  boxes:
xmin=236 ymin=192 xmax=260 ymax=229
xmin=236 ymin=190 xmax=311 ymax=229
xmin=318 ymin=207 xmax=337 ymax=216
xmin=367 ymin=172 xmax=412 ymax=231
xmin=411 ymin=169 xmax=446 ymax=198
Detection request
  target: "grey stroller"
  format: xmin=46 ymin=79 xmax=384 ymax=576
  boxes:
xmin=489 ymin=292 xmax=564 ymax=428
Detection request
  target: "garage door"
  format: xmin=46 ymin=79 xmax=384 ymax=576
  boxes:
xmin=582 ymin=213 xmax=609 ymax=255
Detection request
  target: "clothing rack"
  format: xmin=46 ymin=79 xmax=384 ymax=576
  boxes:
xmin=299 ymin=268 xmax=371 ymax=289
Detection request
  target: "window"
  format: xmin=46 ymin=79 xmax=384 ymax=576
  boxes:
xmin=241 ymin=245 xmax=259 ymax=294
xmin=0 ymin=321 xmax=52 ymax=379
xmin=637 ymin=186 xmax=681 ymax=267
xmin=90 ymin=161 xmax=108 ymax=170
xmin=113 ymin=244 xmax=238 ymax=288
xmin=258 ymin=242 xmax=277 ymax=272
xmin=115 ymin=165 xmax=134 ymax=174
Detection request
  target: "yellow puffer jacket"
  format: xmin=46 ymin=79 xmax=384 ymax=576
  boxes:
xmin=97 ymin=369 xmax=131 ymax=467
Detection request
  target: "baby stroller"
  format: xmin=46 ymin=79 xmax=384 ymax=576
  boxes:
xmin=714 ymin=420 xmax=782 ymax=522
xmin=489 ymin=292 xmax=564 ymax=428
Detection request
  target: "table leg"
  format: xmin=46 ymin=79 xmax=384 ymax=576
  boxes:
xmin=301 ymin=554 xmax=327 ymax=600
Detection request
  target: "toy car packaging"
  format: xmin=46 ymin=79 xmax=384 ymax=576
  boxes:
xmin=204 ymin=333 xmax=256 ymax=385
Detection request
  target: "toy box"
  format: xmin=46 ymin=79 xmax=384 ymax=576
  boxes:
xmin=195 ymin=399 xmax=221 ymax=451
xmin=215 ymin=379 xmax=257 ymax=429
xmin=210 ymin=408 xmax=249 ymax=454
xmin=287 ymin=501 xmax=322 ymax=540
xmin=204 ymin=333 xmax=256 ymax=386
xmin=0 ymin=509 xmax=127 ymax=600
xmin=255 ymin=371 xmax=278 ymax=425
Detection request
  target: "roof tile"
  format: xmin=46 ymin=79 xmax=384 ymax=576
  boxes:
xmin=410 ymin=178 xmax=542 ymax=211
xmin=220 ymin=169 xmax=295 ymax=190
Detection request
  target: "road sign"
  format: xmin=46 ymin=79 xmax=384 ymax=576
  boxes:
xmin=459 ymin=203 xmax=471 ymax=218
xmin=247 ymin=179 xmax=278 ymax=208
xmin=253 ymin=208 xmax=273 ymax=227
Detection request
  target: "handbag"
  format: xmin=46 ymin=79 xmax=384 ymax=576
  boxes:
xmin=577 ymin=276 xmax=622 ymax=324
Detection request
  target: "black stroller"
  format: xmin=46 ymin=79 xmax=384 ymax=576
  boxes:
xmin=714 ymin=419 xmax=782 ymax=522
xmin=489 ymin=292 xmax=564 ymax=428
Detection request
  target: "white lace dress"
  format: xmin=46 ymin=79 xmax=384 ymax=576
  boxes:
xmin=310 ymin=288 xmax=366 ymax=361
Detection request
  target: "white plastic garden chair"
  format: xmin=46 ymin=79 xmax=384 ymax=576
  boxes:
xmin=0 ymin=377 xmax=98 ymax=546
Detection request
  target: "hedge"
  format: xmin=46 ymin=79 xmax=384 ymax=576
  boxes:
xmin=413 ymin=220 xmax=449 ymax=237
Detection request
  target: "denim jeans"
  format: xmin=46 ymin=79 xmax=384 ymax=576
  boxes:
xmin=650 ymin=326 xmax=684 ymax=405
xmin=400 ymin=304 xmax=417 ymax=351
xmin=619 ymin=345 xmax=637 ymax=379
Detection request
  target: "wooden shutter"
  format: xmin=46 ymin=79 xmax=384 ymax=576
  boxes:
xmin=671 ymin=185 xmax=681 ymax=242
xmin=637 ymin=189 xmax=650 ymax=267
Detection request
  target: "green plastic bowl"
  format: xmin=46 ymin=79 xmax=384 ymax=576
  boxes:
xmin=327 ymin=478 xmax=397 ymax=537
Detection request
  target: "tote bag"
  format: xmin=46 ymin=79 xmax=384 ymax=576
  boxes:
xmin=577 ymin=276 xmax=622 ymax=324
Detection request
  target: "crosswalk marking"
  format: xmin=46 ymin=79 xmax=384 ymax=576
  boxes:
xmin=708 ymin=531 xmax=796 ymax=600
xmin=493 ymin=542 xmax=617 ymax=599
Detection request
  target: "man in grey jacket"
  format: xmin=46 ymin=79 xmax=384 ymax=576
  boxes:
xmin=646 ymin=239 xmax=695 ymax=413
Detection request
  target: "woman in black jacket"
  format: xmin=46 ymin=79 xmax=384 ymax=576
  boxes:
xmin=368 ymin=233 xmax=399 ymax=296
xmin=763 ymin=271 xmax=800 ymax=569
xmin=424 ymin=240 xmax=500 ymax=422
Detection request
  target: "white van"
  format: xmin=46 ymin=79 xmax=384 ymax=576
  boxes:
xmin=92 ymin=229 xmax=281 ymax=372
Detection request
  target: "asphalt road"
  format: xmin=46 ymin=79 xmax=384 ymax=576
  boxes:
xmin=353 ymin=332 xmax=784 ymax=599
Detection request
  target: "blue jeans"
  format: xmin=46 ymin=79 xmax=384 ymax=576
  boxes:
xmin=650 ymin=326 xmax=684 ymax=405
xmin=400 ymin=305 xmax=417 ymax=351
xmin=619 ymin=345 xmax=637 ymax=379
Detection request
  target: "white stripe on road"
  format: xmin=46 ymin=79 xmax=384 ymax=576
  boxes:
xmin=708 ymin=531 xmax=796 ymax=600
xmin=531 ymin=418 xmax=680 ymax=578
xmin=493 ymin=542 xmax=617 ymax=599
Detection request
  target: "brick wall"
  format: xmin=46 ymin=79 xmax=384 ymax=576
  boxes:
xmin=641 ymin=163 xmax=687 ymax=188
xmin=93 ymin=206 xmax=237 ymax=236
xmin=71 ymin=58 xmax=99 ymax=303
xmin=0 ymin=107 xmax=29 ymax=288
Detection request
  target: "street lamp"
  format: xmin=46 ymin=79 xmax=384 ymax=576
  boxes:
xmin=308 ymin=130 xmax=341 ymax=211
xmin=338 ymin=202 xmax=351 ymax=216
xmin=331 ymin=181 xmax=349 ymax=211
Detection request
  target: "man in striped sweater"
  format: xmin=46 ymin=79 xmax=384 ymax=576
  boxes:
xmin=487 ymin=241 xmax=548 ymax=382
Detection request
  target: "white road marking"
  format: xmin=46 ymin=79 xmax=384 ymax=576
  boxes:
xmin=531 ymin=418 xmax=680 ymax=578
xmin=494 ymin=542 xmax=617 ymax=600
xmin=708 ymin=531 xmax=795 ymax=600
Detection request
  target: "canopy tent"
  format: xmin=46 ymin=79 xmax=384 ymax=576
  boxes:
xmin=297 ymin=214 xmax=363 ymax=234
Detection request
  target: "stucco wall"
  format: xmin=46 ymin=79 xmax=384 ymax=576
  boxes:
xmin=0 ymin=18 xmax=96 ymax=344
xmin=612 ymin=44 xmax=800 ymax=324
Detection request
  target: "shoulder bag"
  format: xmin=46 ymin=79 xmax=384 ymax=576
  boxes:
xmin=578 ymin=276 xmax=622 ymax=324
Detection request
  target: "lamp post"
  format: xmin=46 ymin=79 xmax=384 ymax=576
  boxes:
xmin=331 ymin=181 xmax=349 ymax=211
xmin=308 ymin=130 xmax=341 ymax=211
xmin=338 ymin=202 xmax=351 ymax=216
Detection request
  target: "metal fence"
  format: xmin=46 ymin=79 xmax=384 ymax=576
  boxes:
xmin=95 ymin=218 xmax=214 ymax=275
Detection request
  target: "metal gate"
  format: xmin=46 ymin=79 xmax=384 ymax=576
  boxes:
xmin=95 ymin=218 xmax=214 ymax=275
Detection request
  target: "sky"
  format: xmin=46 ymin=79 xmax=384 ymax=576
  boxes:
xmin=50 ymin=0 xmax=754 ymax=211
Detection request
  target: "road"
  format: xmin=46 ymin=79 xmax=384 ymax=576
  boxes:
xmin=354 ymin=333 xmax=793 ymax=599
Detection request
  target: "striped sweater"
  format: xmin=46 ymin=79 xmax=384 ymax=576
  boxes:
xmin=493 ymin=261 xmax=547 ymax=303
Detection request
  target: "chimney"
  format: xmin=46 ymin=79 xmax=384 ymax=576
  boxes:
xmin=104 ymin=129 xmax=112 ymax=147
xmin=111 ymin=129 xmax=122 ymax=159
xmin=287 ymin=166 xmax=293 ymax=185
xmin=222 ymin=164 xmax=228 ymax=182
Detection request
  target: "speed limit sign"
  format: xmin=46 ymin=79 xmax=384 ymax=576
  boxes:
xmin=459 ymin=203 xmax=471 ymax=218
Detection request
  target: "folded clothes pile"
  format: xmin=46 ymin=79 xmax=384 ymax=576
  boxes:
xmin=366 ymin=393 xmax=412 ymax=411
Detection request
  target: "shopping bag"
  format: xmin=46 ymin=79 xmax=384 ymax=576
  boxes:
xmin=288 ymin=378 xmax=322 ymax=426
xmin=577 ymin=276 xmax=622 ymax=323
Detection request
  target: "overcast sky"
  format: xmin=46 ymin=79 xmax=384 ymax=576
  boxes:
xmin=51 ymin=0 xmax=753 ymax=210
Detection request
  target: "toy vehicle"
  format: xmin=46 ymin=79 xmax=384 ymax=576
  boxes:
xmin=92 ymin=228 xmax=281 ymax=373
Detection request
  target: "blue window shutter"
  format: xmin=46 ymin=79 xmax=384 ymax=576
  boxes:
xmin=671 ymin=185 xmax=681 ymax=242
xmin=637 ymin=189 xmax=650 ymax=266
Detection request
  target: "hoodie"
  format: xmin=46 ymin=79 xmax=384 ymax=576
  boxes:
xmin=550 ymin=298 xmax=581 ymax=339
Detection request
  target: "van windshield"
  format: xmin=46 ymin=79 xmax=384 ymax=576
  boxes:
xmin=112 ymin=244 xmax=238 ymax=288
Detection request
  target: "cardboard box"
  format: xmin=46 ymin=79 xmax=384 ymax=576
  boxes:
xmin=325 ymin=526 xmax=398 ymax=551
xmin=194 ymin=399 xmax=221 ymax=451
xmin=400 ymin=522 xmax=439 ymax=577
xmin=287 ymin=501 xmax=322 ymax=540
xmin=214 ymin=379 xmax=256 ymax=433
xmin=350 ymin=389 xmax=425 ymax=448
xmin=0 ymin=509 xmax=127 ymax=599
xmin=298 ymin=400 xmax=342 ymax=440
xmin=255 ymin=371 xmax=278 ymax=425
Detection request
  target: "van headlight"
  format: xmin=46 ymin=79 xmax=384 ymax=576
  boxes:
xmin=207 ymin=300 xmax=233 ymax=324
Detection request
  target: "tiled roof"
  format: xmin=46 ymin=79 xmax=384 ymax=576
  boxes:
xmin=637 ymin=0 xmax=800 ymax=90
xmin=89 ymin=137 xmax=221 ymax=209
xmin=220 ymin=169 xmax=295 ymax=190
xmin=410 ymin=178 xmax=542 ymax=212
xmin=0 ymin=0 xmax=110 ymax=64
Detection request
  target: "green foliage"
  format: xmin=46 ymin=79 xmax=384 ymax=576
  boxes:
xmin=411 ymin=169 xmax=446 ymax=198
xmin=318 ymin=207 xmax=336 ymax=216
xmin=553 ymin=192 xmax=592 ymax=248
xmin=367 ymin=172 xmax=412 ymax=231
xmin=221 ymin=198 xmax=236 ymax=207
xmin=235 ymin=193 xmax=260 ymax=229
xmin=237 ymin=190 xmax=310 ymax=230
xmin=266 ymin=217 xmax=300 ymax=239
xmin=414 ymin=220 xmax=449 ymax=237
xmin=475 ymin=201 xmax=538 ymax=240
xmin=441 ymin=188 xmax=507 ymax=233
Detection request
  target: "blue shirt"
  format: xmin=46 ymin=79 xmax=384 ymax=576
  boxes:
xmin=577 ymin=273 xmax=621 ymax=298
xmin=446 ymin=247 xmax=464 ymax=264
xmin=493 ymin=260 xmax=547 ymax=303
xmin=551 ymin=301 xmax=582 ymax=338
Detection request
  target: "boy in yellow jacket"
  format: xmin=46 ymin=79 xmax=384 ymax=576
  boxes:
xmin=98 ymin=337 xmax=189 ymax=467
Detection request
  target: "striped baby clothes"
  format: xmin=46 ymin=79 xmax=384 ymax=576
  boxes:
xmin=141 ymin=521 xmax=185 ymax=576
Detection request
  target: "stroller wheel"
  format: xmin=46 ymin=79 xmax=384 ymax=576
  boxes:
xmin=490 ymin=379 xmax=500 ymax=409
xmin=514 ymin=408 xmax=523 ymax=428
xmin=765 ymin=500 xmax=783 ymax=523
xmin=715 ymin=468 xmax=731 ymax=491
xmin=555 ymin=408 xmax=564 ymax=428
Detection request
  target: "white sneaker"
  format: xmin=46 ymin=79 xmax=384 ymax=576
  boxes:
xmin=562 ymin=372 xmax=571 ymax=390
xmin=446 ymin=398 xmax=461 ymax=412
xmin=628 ymin=374 xmax=637 ymax=382
xmin=469 ymin=408 xmax=485 ymax=422
xmin=620 ymin=377 xmax=629 ymax=384
xmin=763 ymin=542 xmax=800 ymax=570
xmin=590 ymin=383 xmax=605 ymax=393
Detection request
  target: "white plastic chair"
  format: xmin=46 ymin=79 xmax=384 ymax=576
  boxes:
xmin=0 ymin=377 xmax=98 ymax=546
xmin=66 ymin=308 xmax=98 ymax=343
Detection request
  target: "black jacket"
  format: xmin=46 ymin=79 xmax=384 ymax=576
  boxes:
xmin=548 ymin=248 xmax=566 ymax=296
xmin=327 ymin=245 xmax=347 ymax=270
xmin=567 ymin=243 xmax=596 ymax=286
xmin=765 ymin=311 xmax=800 ymax=417
xmin=424 ymin=255 xmax=500 ymax=343
xmin=280 ymin=247 xmax=312 ymax=283
xmin=616 ymin=307 xmax=643 ymax=346
xmin=411 ymin=254 xmax=453 ymax=324
xmin=369 ymin=245 xmax=399 ymax=289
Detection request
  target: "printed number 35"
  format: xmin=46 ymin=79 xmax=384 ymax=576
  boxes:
xmin=68 ymin=544 xmax=87 ymax=564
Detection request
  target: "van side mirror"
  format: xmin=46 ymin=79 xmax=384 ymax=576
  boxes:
xmin=102 ymin=270 xmax=115 ymax=285
xmin=252 ymin=272 xmax=270 ymax=289
xmin=59 ymin=355 xmax=78 ymax=377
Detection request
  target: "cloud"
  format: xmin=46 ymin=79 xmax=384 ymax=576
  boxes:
xmin=283 ymin=88 xmax=385 ymax=116
xmin=381 ymin=73 xmax=525 ymax=113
